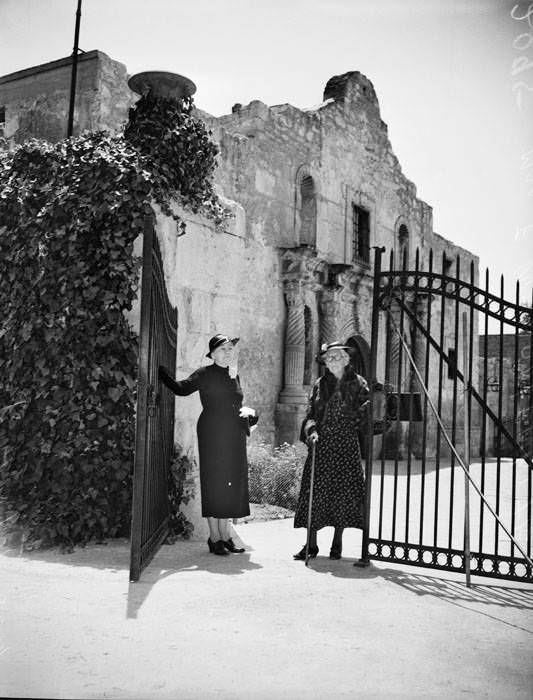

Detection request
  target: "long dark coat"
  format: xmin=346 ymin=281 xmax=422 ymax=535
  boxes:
xmin=294 ymin=366 xmax=370 ymax=530
xmin=159 ymin=364 xmax=257 ymax=518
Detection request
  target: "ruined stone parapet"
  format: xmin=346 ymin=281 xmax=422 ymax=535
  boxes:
xmin=0 ymin=50 xmax=136 ymax=143
xmin=323 ymin=71 xmax=381 ymax=119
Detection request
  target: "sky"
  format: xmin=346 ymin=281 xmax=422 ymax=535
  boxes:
xmin=1 ymin=0 xmax=532 ymax=306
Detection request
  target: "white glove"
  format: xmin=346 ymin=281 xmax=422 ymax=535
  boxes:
xmin=239 ymin=406 xmax=256 ymax=418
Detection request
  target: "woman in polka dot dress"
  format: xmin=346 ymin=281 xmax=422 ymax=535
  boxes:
xmin=293 ymin=341 xmax=370 ymax=561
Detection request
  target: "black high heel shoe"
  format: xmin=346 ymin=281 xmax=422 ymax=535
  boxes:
xmin=223 ymin=538 xmax=245 ymax=553
xmin=293 ymin=544 xmax=319 ymax=560
xmin=207 ymin=538 xmax=229 ymax=555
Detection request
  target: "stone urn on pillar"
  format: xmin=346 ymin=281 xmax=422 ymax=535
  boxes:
xmin=128 ymin=71 xmax=197 ymax=101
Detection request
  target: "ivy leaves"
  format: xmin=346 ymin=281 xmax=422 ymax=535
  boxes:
xmin=125 ymin=93 xmax=230 ymax=233
xmin=0 ymin=94 xmax=221 ymax=549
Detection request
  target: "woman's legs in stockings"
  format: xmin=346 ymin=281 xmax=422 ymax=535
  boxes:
xmin=207 ymin=517 xmax=230 ymax=542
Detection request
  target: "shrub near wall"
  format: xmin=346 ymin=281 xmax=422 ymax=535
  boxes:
xmin=248 ymin=442 xmax=307 ymax=511
xmin=0 ymin=93 xmax=226 ymax=550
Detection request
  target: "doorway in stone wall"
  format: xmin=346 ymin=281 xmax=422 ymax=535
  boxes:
xmin=346 ymin=335 xmax=370 ymax=379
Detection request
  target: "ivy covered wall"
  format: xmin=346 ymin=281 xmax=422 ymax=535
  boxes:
xmin=0 ymin=92 xmax=226 ymax=550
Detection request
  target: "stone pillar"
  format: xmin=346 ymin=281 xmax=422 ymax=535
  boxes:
xmin=337 ymin=270 xmax=359 ymax=343
xmin=279 ymin=281 xmax=307 ymax=403
xmin=408 ymin=296 xmax=426 ymax=458
xmin=320 ymin=268 xmax=361 ymax=346
xmin=382 ymin=301 xmax=406 ymax=459
xmin=276 ymin=281 xmax=309 ymax=444
xmin=319 ymin=287 xmax=342 ymax=345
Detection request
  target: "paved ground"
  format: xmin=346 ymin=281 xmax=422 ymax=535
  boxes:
xmin=1 ymin=518 xmax=533 ymax=700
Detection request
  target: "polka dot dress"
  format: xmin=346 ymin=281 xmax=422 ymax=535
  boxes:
xmin=294 ymin=391 xmax=365 ymax=530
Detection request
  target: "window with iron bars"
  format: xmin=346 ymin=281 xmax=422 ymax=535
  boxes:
xmin=352 ymin=204 xmax=370 ymax=264
xmin=0 ymin=107 xmax=5 ymax=139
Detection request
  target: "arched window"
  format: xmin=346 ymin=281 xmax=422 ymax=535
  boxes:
xmin=299 ymin=175 xmax=317 ymax=247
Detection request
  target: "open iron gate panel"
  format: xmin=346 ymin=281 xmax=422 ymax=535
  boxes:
xmin=362 ymin=247 xmax=532 ymax=583
xmin=130 ymin=217 xmax=177 ymax=582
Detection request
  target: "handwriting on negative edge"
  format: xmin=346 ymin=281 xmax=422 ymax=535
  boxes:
xmin=511 ymin=3 xmax=533 ymax=109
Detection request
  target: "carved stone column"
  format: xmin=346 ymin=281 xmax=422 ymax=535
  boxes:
xmin=275 ymin=247 xmax=327 ymax=444
xmin=353 ymin=279 xmax=372 ymax=340
xmin=276 ymin=278 xmax=310 ymax=444
xmin=337 ymin=270 xmax=359 ymax=342
xmin=410 ymin=295 xmax=426 ymax=389
xmin=387 ymin=302 xmax=402 ymax=389
xmin=381 ymin=300 xmax=406 ymax=459
xmin=279 ymin=280 xmax=307 ymax=404
xmin=319 ymin=287 xmax=343 ymax=345
xmin=320 ymin=267 xmax=363 ymax=346
xmin=409 ymin=295 xmax=428 ymax=458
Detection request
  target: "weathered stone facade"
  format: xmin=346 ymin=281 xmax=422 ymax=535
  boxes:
xmin=129 ymin=201 xmax=249 ymax=537
xmin=1 ymin=52 xmax=482 ymax=534
xmin=199 ymin=72 xmax=479 ymax=450
xmin=0 ymin=50 xmax=135 ymax=144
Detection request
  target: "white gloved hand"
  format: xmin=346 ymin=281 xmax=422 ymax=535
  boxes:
xmin=239 ymin=406 xmax=256 ymax=418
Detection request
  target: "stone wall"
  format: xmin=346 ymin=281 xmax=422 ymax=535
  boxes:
xmin=160 ymin=199 xmax=250 ymax=537
xmin=0 ymin=50 xmax=135 ymax=144
xmin=126 ymin=198 xmax=249 ymax=537
xmin=199 ymin=71 xmax=479 ymax=453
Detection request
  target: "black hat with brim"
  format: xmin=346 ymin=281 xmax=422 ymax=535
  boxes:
xmin=206 ymin=334 xmax=240 ymax=358
xmin=316 ymin=341 xmax=354 ymax=364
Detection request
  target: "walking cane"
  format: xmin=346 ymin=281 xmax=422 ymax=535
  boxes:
xmin=305 ymin=439 xmax=317 ymax=567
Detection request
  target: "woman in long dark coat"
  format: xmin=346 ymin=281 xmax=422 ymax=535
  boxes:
xmin=293 ymin=341 xmax=369 ymax=561
xmin=159 ymin=334 xmax=257 ymax=556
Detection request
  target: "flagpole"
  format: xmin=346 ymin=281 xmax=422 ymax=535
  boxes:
xmin=67 ymin=0 xmax=82 ymax=137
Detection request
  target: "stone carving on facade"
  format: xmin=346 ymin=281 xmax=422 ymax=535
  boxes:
xmin=338 ymin=269 xmax=360 ymax=342
xmin=319 ymin=286 xmax=343 ymax=344
xmin=278 ymin=247 xmax=326 ymax=405
xmin=276 ymin=247 xmax=329 ymax=442
xmin=279 ymin=279 xmax=307 ymax=404
xmin=318 ymin=266 xmax=358 ymax=344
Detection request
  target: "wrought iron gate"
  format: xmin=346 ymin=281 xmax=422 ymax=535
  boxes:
xmin=129 ymin=216 xmax=177 ymax=582
xmin=362 ymin=246 xmax=533 ymax=583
